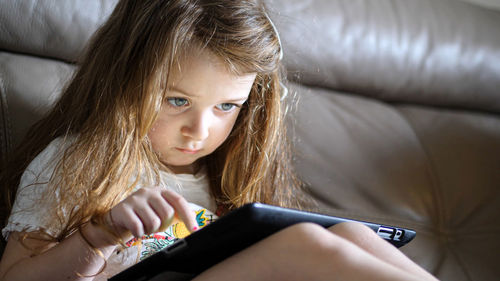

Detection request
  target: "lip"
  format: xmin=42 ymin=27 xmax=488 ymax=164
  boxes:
xmin=176 ymin=148 xmax=201 ymax=154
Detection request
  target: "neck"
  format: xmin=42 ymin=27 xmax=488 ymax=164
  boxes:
xmin=166 ymin=161 xmax=200 ymax=174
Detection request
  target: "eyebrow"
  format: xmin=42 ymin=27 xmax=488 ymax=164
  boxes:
xmin=169 ymin=87 xmax=248 ymax=103
xmin=169 ymin=86 xmax=200 ymax=98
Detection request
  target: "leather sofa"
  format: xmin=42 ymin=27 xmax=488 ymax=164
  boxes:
xmin=1 ymin=0 xmax=499 ymax=280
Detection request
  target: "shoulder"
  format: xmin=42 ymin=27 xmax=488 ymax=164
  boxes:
xmin=23 ymin=136 xmax=75 ymax=180
xmin=16 ymin=136 xmax=76 ymax=199
xmin=2 ymin=137 xmax=76 ymax=239
xmin=26 ymin=137 xmax=71 ymax=169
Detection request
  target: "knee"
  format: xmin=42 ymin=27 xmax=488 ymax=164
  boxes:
xmin=329 ymin=221 xmax=375 ymax=235
xmin=329 ymin=222 xmax=385 ymax=246
xmin=278 ymin=222 xmax=332 ymax=242
xmin=274 ymin=223 xmax=351 ymax=255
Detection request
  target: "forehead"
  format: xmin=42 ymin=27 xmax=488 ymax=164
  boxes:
xmin=168 ymin=49 xmax=257 ymax=99
xmin=172 ymin=47 xmax=249 ymax=77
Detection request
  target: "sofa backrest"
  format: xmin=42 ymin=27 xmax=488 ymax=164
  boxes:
xmin=267 ymin=0 xmax=500 ymax=113
xmin=2 ymin=0 xmax=500 ymax=161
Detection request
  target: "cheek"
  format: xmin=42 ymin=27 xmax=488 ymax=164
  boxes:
xmin=215 ymin=115 xmax=240 ymax=143
xmin=148 ymin=120 xmax=172 ymax=145
xmin=147 ymin=127 xmax=161 ymax=150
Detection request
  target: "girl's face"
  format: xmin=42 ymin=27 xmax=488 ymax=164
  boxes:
xmin=148 ymin=50 xmax=256 ymax=174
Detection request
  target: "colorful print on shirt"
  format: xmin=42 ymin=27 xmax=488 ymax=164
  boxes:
xmin=125 ymin=206 xmax=217 ymax=260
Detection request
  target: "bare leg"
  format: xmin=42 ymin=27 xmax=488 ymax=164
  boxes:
xmin=194 ymin=222 xmax=432 ymax=281
xmin=328 ymin=222 xmax=438 ymax=280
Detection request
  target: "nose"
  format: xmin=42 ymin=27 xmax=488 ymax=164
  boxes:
xmin=180 ymin=110 xmax=211 ymax=141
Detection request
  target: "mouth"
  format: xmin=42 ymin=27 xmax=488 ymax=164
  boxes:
xmin=176 ymin=148 xmax=201 ymax=154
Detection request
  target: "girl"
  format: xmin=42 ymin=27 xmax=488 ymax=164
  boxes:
xmin=0 ymin=0 xmax=438 ymax=280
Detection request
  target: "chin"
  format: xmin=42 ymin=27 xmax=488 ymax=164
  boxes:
xmin=164 ymin=161 xmax=195 ymax=167
xmin=163 ymin=158 xmax=198 ymax=167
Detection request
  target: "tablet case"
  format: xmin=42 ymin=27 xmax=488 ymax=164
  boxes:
xmin=110 ymin=203 xmax=416 ymax=280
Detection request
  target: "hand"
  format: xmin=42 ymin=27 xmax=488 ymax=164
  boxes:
xmin=105 ymin=187 xmax=198 ymax=242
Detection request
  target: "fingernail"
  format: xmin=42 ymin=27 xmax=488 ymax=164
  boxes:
xmin=192 ymin=226 xmax=199 ymax=231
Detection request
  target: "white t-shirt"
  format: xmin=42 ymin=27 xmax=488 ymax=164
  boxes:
xmin=2 ymin=137 xmax=218 ymax=279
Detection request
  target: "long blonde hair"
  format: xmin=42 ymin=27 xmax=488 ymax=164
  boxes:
xmin=0 ymin=0 xmax=302 ymax=242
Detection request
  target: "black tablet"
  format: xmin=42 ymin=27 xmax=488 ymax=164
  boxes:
xmin=110 ymin=203 xmax=416 ymax=281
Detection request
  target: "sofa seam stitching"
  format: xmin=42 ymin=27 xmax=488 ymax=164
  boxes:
xmin=446 ymin=246 xmax=474 ymax=281
xmin=393 ymin=107 xmax=446 ymax=233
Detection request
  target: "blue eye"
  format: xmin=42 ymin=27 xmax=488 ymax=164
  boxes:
xmin=216 ymin=103 xmax=236 ymax=111
xmin=167 ymin=97 xmax=188 ymax=107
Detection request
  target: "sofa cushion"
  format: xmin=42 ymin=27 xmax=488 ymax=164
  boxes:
xmin=288 ymin=81 xmax=500 ymax=280
xmin=268 ymin=0 xmax=500 ymax=113
xmin=0 ymin=0 xmax=117 ymax=63
xmin=0 ymin=52 xmax=74 ymax=159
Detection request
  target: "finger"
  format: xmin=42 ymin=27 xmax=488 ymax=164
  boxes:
xmin=133 ymin=205 xmax=162 ymax=235
xmin=120 ymin=207 xmax=146 ymax=238
xmin=161 ymin=189 xmax=198 ymax=232
xmin=148 ymin=192 xmax=175 ymax=221
xmin=148 ymin=196 xmax=176 ymax=232
xmin=105 ymin=208 xmax=133 ymax=243
xmin=158 ymin=214 xmax=175 ymax=232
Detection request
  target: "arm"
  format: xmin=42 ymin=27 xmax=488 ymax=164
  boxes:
xmin=0 ymin=187 xmax=198 ymax=281
xmin=0 ymin=223 xmax=116 ymax=281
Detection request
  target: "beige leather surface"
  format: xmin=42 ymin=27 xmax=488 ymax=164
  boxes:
xmin=0 ymin=52 xmax=74 ymax=155
xmin=287 ymin=82 xmax=500 ymax=280
xmin=267 ymin=0 xmax=500 ymax=113
xmin=0 ymin=0 xmax=118 ymax=62
xmin=1 ymin=0 xmax=499 ymax=280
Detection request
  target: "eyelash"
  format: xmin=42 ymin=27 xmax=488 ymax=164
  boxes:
xmin=216 ymin=103 xmax=239 ymax=111
xmin=166 ymin=97 xmax=189 ymax=108
xmin=165 ymin=97 xmax=242 ymax=112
